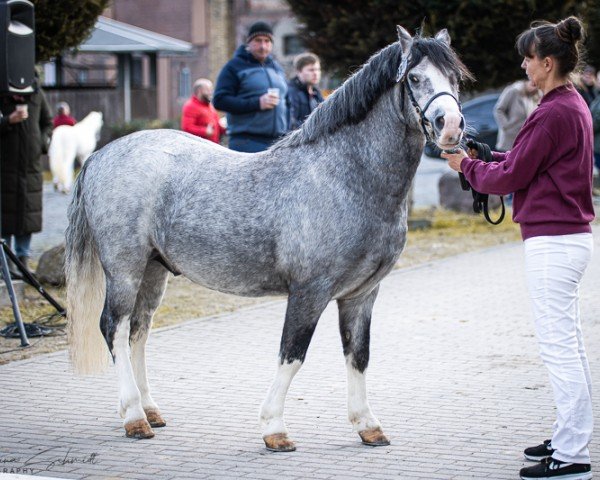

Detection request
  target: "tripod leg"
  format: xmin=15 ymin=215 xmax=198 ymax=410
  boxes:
xmin=0 ymin=243 xmax=29 ymax=347
xmin=3 ymin=244 xmax=65 ymax=316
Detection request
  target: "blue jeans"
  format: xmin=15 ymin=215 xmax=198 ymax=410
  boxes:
xmin=229 ymin=136 xmax=274 ymax=153
xmin=3 ymin=234 xmax=32 ymax=258
xmin=594 ymin=152 xmax=600 ymax=172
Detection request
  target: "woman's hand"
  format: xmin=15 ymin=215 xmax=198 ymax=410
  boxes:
xmin=440 ymin=148 xmax=469 ymax=173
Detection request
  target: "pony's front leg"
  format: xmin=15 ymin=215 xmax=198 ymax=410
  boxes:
xmin=260 ymin=283 xmax=331 ymax=452
xmin=337 ymin=287 xmax=390 ymax=446
xmin=102 ymin=293 xmax=154 ymax=440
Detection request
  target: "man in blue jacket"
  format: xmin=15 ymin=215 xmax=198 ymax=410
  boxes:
xmin=213 ymin=21 xmax=288 ymax=153
xmin=287 ymin=52 xmax=324 ymax=130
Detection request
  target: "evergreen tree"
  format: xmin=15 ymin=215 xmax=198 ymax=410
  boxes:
xmin=32 ymin=0 xmax=110 ymax=62
xmin=287 ymin=0 xmax=599 ymax=90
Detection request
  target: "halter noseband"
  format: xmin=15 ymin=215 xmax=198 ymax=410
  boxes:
xmin=396 ymin=54 xmax=462 ymax=142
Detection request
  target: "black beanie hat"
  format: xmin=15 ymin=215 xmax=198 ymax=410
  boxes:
xmin=246 ymin=21 xmax=274 ymax=42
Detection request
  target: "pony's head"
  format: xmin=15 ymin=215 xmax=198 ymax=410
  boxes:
xmin=396 ymin=26 xmax=473 ymax=149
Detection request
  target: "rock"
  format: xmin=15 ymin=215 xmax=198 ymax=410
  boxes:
xmin=438 ymin=172 xmax=501 ymax=213
xmin=36 ymin=243 xmax=65 ymax=286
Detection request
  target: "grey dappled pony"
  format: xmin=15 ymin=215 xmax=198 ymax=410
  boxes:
xmin=66 ymin=27 xmax=471 ymax=451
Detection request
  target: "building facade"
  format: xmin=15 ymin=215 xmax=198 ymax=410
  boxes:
xmin=43 ymin=0 xmax=305 ymax=122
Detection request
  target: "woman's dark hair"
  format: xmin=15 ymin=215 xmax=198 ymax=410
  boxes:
xmin=516 ymin=16 xmax=585 ymax=77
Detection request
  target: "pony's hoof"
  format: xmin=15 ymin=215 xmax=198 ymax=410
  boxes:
xmin=144 ymin=408 xmax=167 ymax=428
xmin=263 ymin=433 xmax=296 ymax=452
xmin=359 ymin=427 xmax=390 ymax=446
xmin=124 ymin=419 xmax=155 ymax=439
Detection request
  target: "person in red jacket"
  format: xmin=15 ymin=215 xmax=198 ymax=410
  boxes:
xmin=181 ymin=79 xmax=225 ymax=143
xmin=52 ymin=101 xmax=76 ymax=128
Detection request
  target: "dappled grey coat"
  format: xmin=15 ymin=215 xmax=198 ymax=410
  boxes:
xmin=0 ymin=86 xmax=52 ymax=235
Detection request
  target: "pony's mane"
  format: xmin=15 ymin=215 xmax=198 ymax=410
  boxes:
xmin=273 ymin=35 xmax=472 ymax=150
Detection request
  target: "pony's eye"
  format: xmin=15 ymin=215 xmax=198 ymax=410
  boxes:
xmin=409 ymin=74 xmax=419 ymax=83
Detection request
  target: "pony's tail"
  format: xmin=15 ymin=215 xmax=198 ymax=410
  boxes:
xmin=65 ymin=165 xmax=109 ymax=374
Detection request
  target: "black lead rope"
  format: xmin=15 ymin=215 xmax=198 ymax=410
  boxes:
xmin=460 ymin=139 xmax=506 ymax=225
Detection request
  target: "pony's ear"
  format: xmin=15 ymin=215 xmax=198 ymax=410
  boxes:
xmin=435 ymin=28 xmax=451 ymax=46
xmin=397 ymin=25 xmax=413 ymax=54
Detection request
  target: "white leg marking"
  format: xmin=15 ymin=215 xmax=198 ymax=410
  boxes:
xmin=346 ymin=357 xmax=381 ymax=432
xmin=114 ymin=319 xmax=145 ymax=424
xmin=260 ymin=360 xmax=302 ymax=437
xmin=131 ymin=326 xmax=159 ymax=411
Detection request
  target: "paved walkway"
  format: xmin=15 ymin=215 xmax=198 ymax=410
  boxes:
xmin=0 ymin=228 xmax=599 ymax=479
xmin=29 ymin=184 xmax=70 ymax=260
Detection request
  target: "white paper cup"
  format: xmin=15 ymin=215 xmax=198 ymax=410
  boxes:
xmin=16 ymin=104 xmax=28 ymax=114
xmin=267 ymin=88 xmax=280 ymax=98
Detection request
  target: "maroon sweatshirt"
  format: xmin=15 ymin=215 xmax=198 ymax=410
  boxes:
xmin=461 ymin=84 xmax=595 ymax=240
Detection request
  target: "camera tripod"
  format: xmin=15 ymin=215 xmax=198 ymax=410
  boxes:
xmin=0 ymin=238 xmax=66 ymax=346
xmin=0 ymin=106 xmax=66 ymax=347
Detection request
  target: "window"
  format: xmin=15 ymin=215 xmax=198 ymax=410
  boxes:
xmin=77 ymin=70 xmax=88 ymax=84
xmin=179 ymin=66 xmax=191 ymax=98
xmin=283 ymin=35 xmax=305 ymax=56
xmin=132 ymin=56 xmax=143 ymax=87
xmin=42 ymin=61 xmax=56 ymax=86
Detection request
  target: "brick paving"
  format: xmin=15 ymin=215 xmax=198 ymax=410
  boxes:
xmin=0 ymin=228 xmax=598 ymax=479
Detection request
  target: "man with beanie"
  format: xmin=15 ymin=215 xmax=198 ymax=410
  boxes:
xmin=213 ymin=21 xmax=288 ymax=152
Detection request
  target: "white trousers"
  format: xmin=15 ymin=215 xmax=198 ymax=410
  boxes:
xmin=524 ymin=233 xmax=594 ymax=464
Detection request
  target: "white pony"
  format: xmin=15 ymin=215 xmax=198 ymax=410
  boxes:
xmin=49 ymin=111 xmax=103 ymax=194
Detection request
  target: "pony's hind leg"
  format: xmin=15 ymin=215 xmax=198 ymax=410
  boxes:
xmin=337 ymin=287 xmax=390 ymax=446
xmin=101 ymin=269 xmax=154 ymax=439
xmin=260 ymin=282 xmax=331 ymax=452
xmin=130 ymin=260 xmax=170 ymax=428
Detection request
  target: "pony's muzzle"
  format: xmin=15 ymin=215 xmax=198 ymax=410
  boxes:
xmin=435 ymin=111 xmax=464 ymax=148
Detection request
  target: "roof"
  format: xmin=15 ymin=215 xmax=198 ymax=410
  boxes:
xmin=77 ymin=16 xmax=194 ymax=54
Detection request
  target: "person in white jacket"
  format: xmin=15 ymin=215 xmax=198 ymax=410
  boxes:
xmin=493 ymin=79 xmax=539 ymax=151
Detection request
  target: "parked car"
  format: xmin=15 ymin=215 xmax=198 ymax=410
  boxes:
xmin=424 ymin=92 xmax=501 ymax=158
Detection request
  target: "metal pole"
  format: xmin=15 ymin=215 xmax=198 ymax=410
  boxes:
xmin=4 ymin=245 xmax=65 ymax=316
xmin=0 ymin=241 xmax=28 ymax=346
xmin=123 ymin=53 xmax=131 ymax=123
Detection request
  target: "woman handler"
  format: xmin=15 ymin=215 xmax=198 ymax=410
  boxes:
xmin=443 ymin=16 xmax=595 ymax=480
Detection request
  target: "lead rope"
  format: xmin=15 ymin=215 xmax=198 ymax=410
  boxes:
xmin=463 ymin=139 xmax=506 ymax=225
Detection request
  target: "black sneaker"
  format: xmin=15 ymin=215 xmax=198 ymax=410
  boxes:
xmin=520 ymin=457 xmax=592 ymax=479
xmin=525 ymin=440 xmax=555 ymax=462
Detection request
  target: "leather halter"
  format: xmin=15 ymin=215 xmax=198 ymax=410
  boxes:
xmin=396 ymin=54 xmax=462 ymax=142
